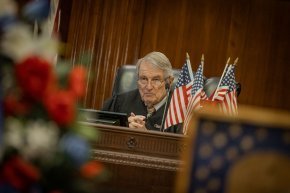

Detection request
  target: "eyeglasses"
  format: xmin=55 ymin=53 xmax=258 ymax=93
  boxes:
xmin=138 ymin=76 xmax=165 ymax=88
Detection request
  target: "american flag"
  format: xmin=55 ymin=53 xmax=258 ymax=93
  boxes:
xmin=163 ymin=59 xmax=194 ymax=130
xmin=218 ymin=65 xmax=238 ymax=115
xmin=212 ymin=64 xmax=231 ymax=101
xmin=183 ymin=62 xmax=206 ymax=134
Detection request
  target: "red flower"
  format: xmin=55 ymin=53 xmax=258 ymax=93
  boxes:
xmin=15 ymin=56 xmax=55 ymax=101
xmin=0 ymin=155 xmax=40 ymax=192
xmin=44 ymin=90 xmax=76 ymax=126
xmin=80 ymin=161 xmax=104 ymax=179
xmin=68 ymin=66 xmax=87 ymax=99
xmin=3 ymin=94 xmax=32 ymax=116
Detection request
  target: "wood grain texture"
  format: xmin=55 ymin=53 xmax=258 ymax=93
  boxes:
xmin=63 ymin=0 xmax=290 ymax=111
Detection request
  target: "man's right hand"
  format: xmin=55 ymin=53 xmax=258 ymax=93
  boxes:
xmin=128 ymin=112 xmax=146 ymax=130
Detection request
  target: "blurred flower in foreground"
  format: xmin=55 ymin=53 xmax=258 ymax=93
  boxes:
xmin=1 ymin=24 xmax=58 ymax=62
xmin=0 ymin=0 xmax=105 ymax=192
xmin=0 ymin=0 xmax=17 ymax=30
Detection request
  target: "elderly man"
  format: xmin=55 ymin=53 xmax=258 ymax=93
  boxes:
xmin=102 ymin=51 xmax=180 ymax=133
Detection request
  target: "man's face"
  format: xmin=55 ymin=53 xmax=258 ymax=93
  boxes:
xmin=138 ymin=61 xmax=167 ymax=108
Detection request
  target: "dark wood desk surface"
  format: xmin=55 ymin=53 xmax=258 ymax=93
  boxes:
xmin=80 ymin=122 xmax=186 ymax=193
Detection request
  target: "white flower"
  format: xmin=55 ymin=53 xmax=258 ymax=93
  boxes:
xmin=35 ymin=31 xmax=59 ymax=63
xmin=1 ymin=24 xmax=33 ymax=61
xmin=3 ymin=117 xmax=25 ymax=149
xmin=1 ymin=23 xmax=58 ymax=63
xmin=22 ymin=120 xmax=59 ymax=160
xmin=3 ymin=118 xmax=60 ymax=161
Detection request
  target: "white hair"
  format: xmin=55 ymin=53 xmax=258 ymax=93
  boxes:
xmin=136 ymin=51 xmax=173 ymax=78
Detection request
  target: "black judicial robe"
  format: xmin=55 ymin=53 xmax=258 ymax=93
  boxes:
xmin=102 ymin=89 xmax=181 ymax=133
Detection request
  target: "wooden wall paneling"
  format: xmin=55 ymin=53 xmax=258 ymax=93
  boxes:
xmin=139 ymin=0 xmax=290 ymax=111
xmin=58 ymin=0 xmax=72 ymax=44
xmin=194 ymin=0 xmax=233 ymax=74
xmin=87 ymin=0 xmax=122 ymax=109
xmin=225 ymin=0 xmax=252 ymax=59
xmin=264 ymin=0 xmax=290 ymax=110
xmin=225 ymin=0 xmax=255 ymax=106
xmin=140 ymin=0 xmax=192 ymax=67
xmin=232 ymin=0 xmax=290 ymax=110
xmin=237 ymin=0 xmax=274 ymax=107
xmin=89 ymin=0 xmax=146 ymax=110
xmin=64 ymin=0 xmax=290 ymax=111
xmin=66 ymin=0 xmax=146 ymax=109
xmin=65 ymin=0 xmax=102 ymax=108
xmin=140 ymin=0 xmax=235 ymax=71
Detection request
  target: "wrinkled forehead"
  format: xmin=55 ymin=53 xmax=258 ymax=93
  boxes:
xmin=138 ymin=61 xmax=165 ymax=78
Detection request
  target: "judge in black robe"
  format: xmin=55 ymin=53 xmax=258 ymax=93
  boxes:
xmin=102 ymin=51 xmax=183 ymax=133
xmin=102 ymin=89 xmax=181 ymax=133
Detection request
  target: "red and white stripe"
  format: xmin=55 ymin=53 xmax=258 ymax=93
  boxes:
xmin=219 ymin=90 xmax=237 ymax=115
xmin=164 ymin=82 xmax=193 ymax=129
xmin=183 ymin=88 xmax=204 ymax=134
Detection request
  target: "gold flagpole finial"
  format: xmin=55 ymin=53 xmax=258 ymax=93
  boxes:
xmin=201 ymin=54 xmax=204 ymax=62
xmin=226 ymin=57 xmax=231 ymax=64
xmin=234 ymin=57 xmax=239 ymax=66
xmin=186 ymin=52 xmax=190 ymax=60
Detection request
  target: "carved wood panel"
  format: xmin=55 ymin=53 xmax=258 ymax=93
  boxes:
xmin=84 ymin=123 xmax=186 ymax=193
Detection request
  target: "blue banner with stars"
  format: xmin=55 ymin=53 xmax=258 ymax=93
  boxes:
xmin=177 ymin=107 xmax=290 ymax=193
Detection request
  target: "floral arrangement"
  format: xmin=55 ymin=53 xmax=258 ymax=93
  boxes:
xmin=0 ymin=1 xmax=105 ymax=192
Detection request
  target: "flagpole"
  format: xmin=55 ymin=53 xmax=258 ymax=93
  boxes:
xmin=201 ymin=54 xmax=204 ymax=69
xmin=33 ymin=20 xmax=38 ymax=39
xmin=233 ymin=57 xmax=239 ymax=66
xmin=200 ymin=54 xmax=205 ymax=78
xmin=211 ymin=57 xmax=231 ymax=101
xmin=183 ymin=54 xmax=205 ymax=134
xmin=186 ymin=52 xmax=194 ymax=80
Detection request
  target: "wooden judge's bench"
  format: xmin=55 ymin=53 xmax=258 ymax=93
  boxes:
xmin=82 ymin=122 xmax=186 ymax=193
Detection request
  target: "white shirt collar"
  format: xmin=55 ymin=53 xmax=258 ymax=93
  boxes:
xmin=153 ymin=95 xmax=167 ymax=111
